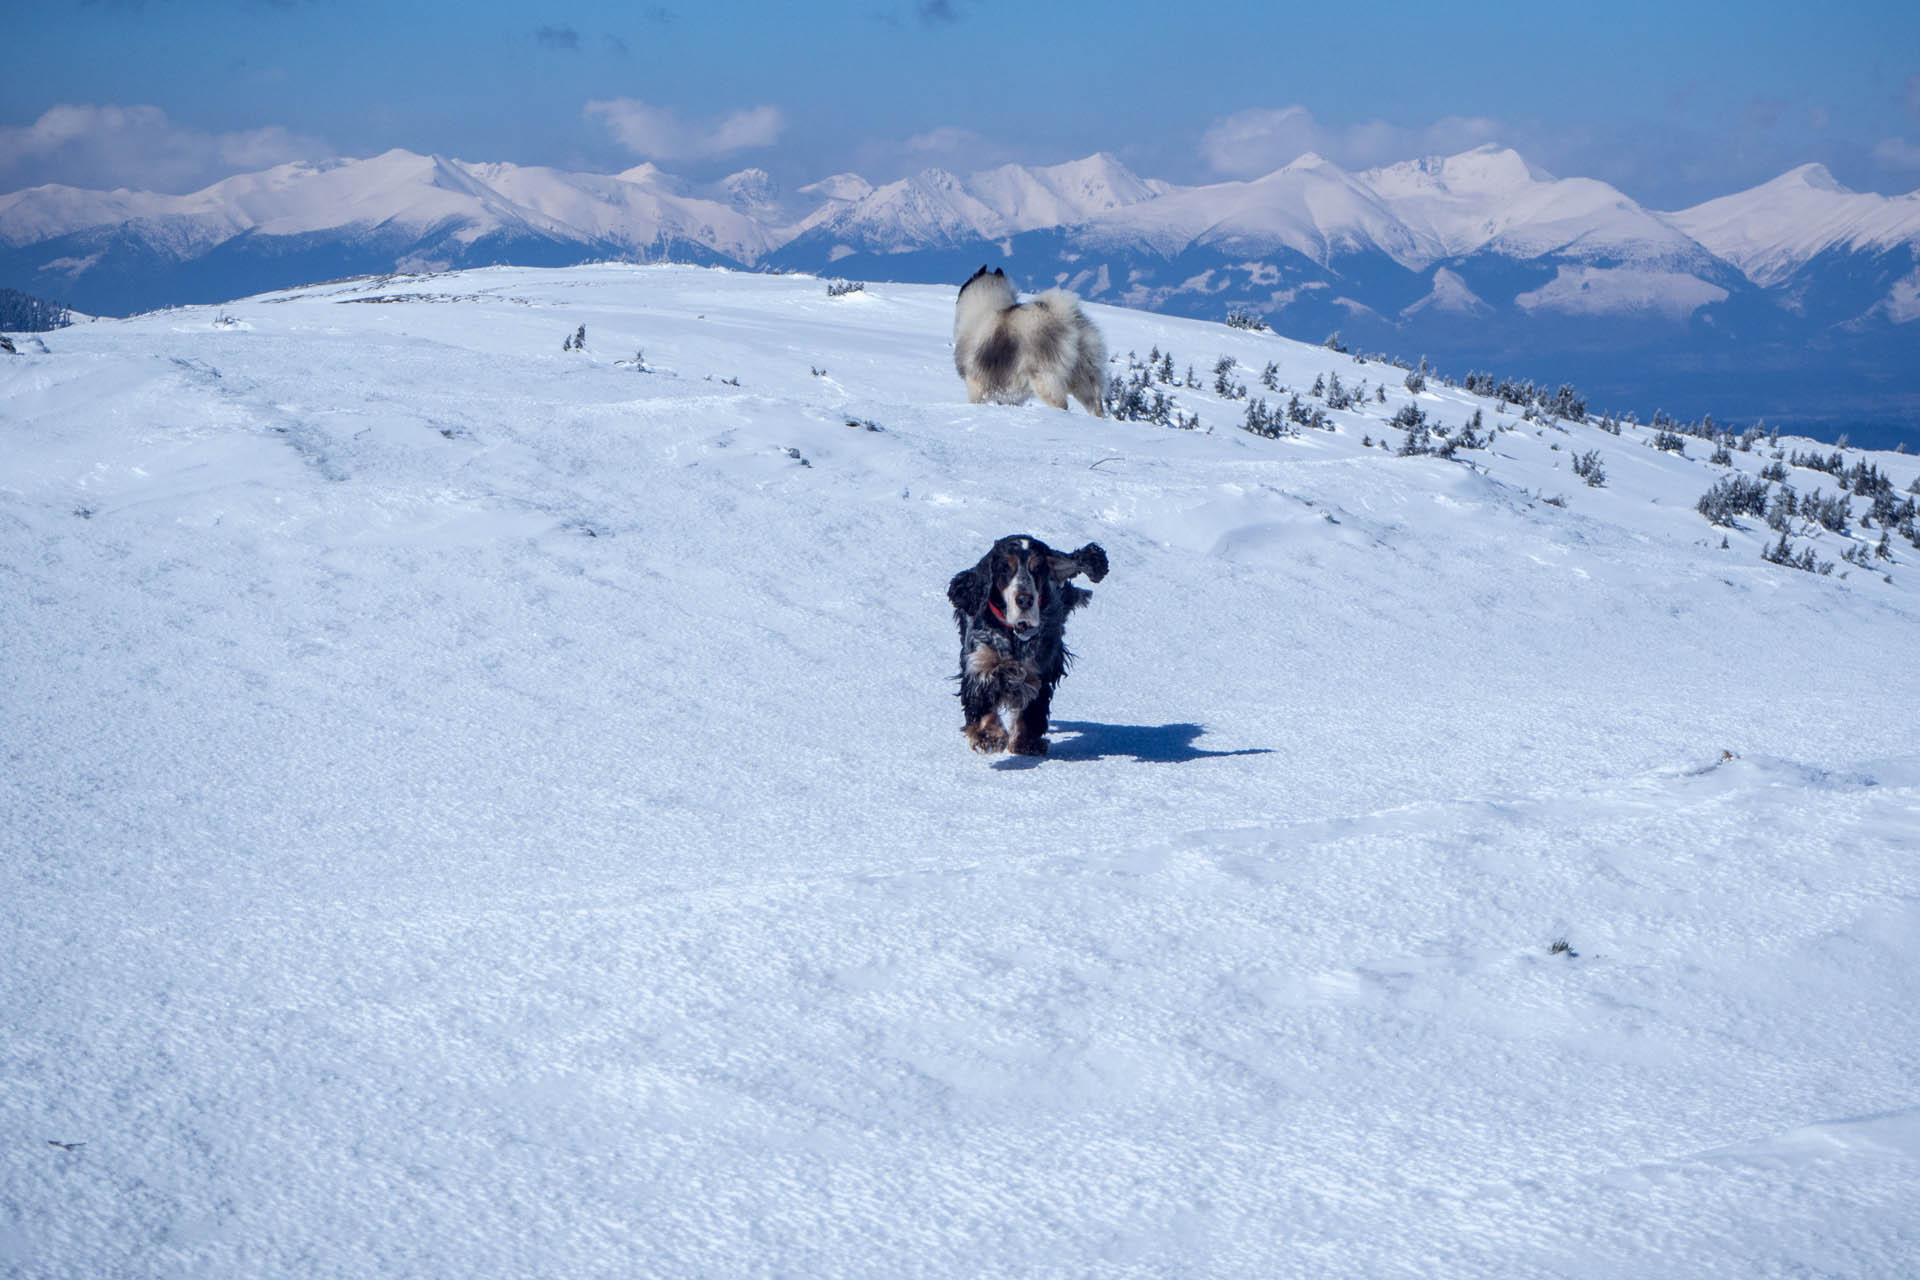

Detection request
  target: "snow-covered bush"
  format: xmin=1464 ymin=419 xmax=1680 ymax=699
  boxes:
xmin=1695 ymin=474 xmax=1770 ymax=526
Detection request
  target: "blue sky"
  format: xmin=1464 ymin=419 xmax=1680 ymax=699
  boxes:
xmin=4 ymin=0 xmax=1918 ymax=206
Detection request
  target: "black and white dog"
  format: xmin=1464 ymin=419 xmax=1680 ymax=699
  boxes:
xmin=947 ymin=535 xmax=1108 ymax=755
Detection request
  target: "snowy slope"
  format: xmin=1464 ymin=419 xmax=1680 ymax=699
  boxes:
xmin=797 ymin=167 xmax=1011 ymax=251
xmin=1362 ymin=146 xmax=1714 ymax=267
xmin=1073 ymin=152 xmax=1426 ymax=264
xmin=1672 ymin=163 xmax=1920 ymax=287
xmin=1068 ymin=144 xmax=1721 ymax=277
xmin=0 ymin=144 xmax=1710 ymax=272
xmin=786 ymin=154 xmax=1169 ymax=253
xmin=955 ymin=153 xmax=1172 ymax=231
xmin=3 ymin=265 xmax=1919 ymax=1278
xmin=0 ymin=149 xmax=777 ymax=262
xmin=1051 ymin=146 xmax=1742 ymax=325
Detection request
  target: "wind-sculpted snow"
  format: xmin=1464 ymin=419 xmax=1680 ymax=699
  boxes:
xmin=2 ymin=265 xmax=1917 ymax=1276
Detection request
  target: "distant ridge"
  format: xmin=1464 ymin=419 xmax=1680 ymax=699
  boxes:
xmin=3 ymin=145 xmax=1917 ymax=441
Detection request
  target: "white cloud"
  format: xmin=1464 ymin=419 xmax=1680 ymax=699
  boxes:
xmin=1200 ymin=105 xmax=1505 ymax=178
xmin=1872 ymin=136 xmax=1920 ymax=172
xmin=0 ymin=104 xmax=333 ymax=194
xmin=840 ymin=126 xmax=1023 ymax=184
xmin=904 ymin=126 xmax=991 ymax=156
xmin=584 ymin=98 xmax=785 ymax=163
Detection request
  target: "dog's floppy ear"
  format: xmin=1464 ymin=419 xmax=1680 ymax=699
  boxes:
xmin=948 ymin=552 xmax=993 ymax=617
xmin=1048 ymin=542 xmax=1108 ymax=584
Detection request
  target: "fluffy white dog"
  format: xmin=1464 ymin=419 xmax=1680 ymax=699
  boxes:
xmin=952 ymin=266 xmax=1106 ymax=416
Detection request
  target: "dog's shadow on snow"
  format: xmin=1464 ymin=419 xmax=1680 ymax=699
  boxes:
xmin=999 ymin=720 xmax=1273 ymax=768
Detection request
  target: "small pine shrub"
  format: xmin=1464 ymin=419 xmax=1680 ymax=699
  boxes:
xmin=1763 ymin=532 xmax=1834 ymax=575
xmin=1392 ymin=403 xmax=1431 ymax=455
xmin=1325 ymin=371 xmax=1358 ymax=411
xmin=1696 ymin=474 xmax=1770 ymax=526
xmin=1404 ymin=357 xmax=1429 ymax=395
xmin=1803 ymin=489 xmax=1851 ymax=534
xmin=1241 ymin=397 xmax=1289 ymax=439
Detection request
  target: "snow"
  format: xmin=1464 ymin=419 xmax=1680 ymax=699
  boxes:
xmin=1069 ymin=146 xmax=1729 ymax=300
xmin=796 ymin=155 xmax=1169 ymax=252
xmin=1401 ymin=266 xmax=1491 ymax=317
xmin=0 ymin=184 xmax=191 ymax=249
xmin=0 ymin=143 xmax=1721 ymax=276
xmin=1077 ymin=154 xmax=1427 ymax=266
xmin=3 ymin=264 xmax=1918 ymax=1276
xmin=0 ymin=150 xmax=777 ymax=263
xmin=1882 ymin=268 xmax=1920 ymax=324
xmin=1361 ymin=146 xmax=1710 ymax=266
xmin=1515 ymin=264 xmax=1730 ymax=319
xmin=803 ymin=167 xmax=1012 ymax=251
xmin=962 ymin=154 xmax=1166 ymax=234
xmin=1671 ymin=164 xmax=1920 ymax=287
xmin=0 ymin=148 xmax=1172 ymax=266
xmin=13 ymin=145 xmax=1918 ymax=335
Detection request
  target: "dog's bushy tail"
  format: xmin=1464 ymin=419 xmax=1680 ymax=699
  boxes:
xmin=1035 ymin=289 xmax=1107 ymax=417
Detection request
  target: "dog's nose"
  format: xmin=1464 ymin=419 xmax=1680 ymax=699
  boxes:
xmin=1015 ymin=590 xmax=1034 ymax=609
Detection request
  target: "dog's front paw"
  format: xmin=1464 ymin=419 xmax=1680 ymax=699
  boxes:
xmin=1009 ymin=734 xmax=1049 ymax=757
xmin=965 ymin=716 xmax=1009 ymax=753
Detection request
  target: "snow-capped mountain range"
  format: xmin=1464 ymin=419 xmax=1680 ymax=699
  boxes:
xmin=1671 ymin=162 xmax=1920 ymax=289
xmin=4 ymin=144 xmax=1919 ymax=438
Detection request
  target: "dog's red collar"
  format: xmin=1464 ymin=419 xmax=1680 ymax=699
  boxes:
xmin=987 ymin=585 xmax=1044 ymax=631
xmin=987 ymin=598 xmax=1038 ymax=637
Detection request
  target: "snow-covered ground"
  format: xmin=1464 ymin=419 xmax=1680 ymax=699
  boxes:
xmin=4 ymin=264 xmax=1918 ymax=1277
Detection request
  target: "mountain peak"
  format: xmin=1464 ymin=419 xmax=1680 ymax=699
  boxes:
xmin=720 ymin=168 xmax=779 ymax=202
xmin=615 ymin=161 xmax=678 ymax=190
xmin=1366 ymin=146 xmax=1540 ymax=196
xmin=1034 ymin=151 xmax=1124 ymax=174
xmin=1280 ymin=151 xmax=1335 ymax=173
xmin=1776 ymin=162 xmax=1849 ymax=194
xmin=798 ymin=172 xmax=874 ymax=204
xmin=1671 ymin=160 xmax=1920 ymax=285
